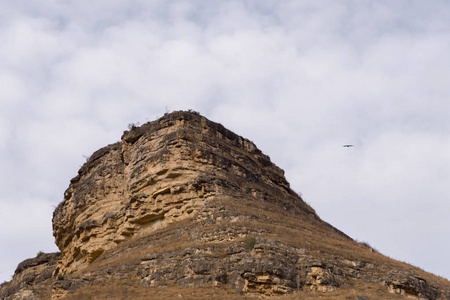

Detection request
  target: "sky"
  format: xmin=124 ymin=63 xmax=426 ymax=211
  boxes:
xmin=1 ymin=0 xmax=449 ymax=283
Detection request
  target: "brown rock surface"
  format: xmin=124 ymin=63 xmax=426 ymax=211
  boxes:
xmin=0 ymin=252 xmax=60 ymax=300
xmin=2 ymin=111 xmax=449 ymax=299
xmin=52 ymin=111 xmax=317 ymax=276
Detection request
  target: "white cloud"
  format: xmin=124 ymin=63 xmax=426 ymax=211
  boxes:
xmin=1 ymin=0 xmax=450 ymax=283
xmin=0 ymin=199 xmax=58 ymax=280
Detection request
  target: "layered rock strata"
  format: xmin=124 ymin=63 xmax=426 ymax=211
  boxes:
xmin=52 ymin=111 xmax=317 ymax=275
xmin=0 ymin=252 xmax=60 ymax=300
xmin=2 ymin=111 xmax=449 ymax=300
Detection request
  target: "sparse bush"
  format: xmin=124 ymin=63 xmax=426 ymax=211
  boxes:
xmin=57 ymin=274 xmax=64 ymax=281
xmin=36 ymin=251 xmax=45 ymax=257
xmin=243 ymin=236 xmax=257 ymax=250
xmin=128 ymin=122 xmax=140 ymax=130
xmin=187 ymin=109 xmax=200 ymax=115
xmin=164 ymin=106 xmax=170 ymax=116
xmin=358 ymin=240 xmax=378 ymax=253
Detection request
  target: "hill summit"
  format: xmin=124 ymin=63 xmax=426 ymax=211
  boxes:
xmin=1 ymin=111 xmax=449 ymax=299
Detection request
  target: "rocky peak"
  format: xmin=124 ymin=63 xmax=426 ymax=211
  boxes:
xmin=52 ymin=110 xmax=317 ymax=276
xmin=2 ymin=110 xmax=449 ymax=299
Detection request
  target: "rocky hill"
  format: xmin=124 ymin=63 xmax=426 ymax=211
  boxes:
xmin=1 ymin=111 xmax=449 ymax=300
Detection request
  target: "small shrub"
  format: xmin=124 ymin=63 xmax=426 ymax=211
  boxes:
xmin=358 ymin=240 xmax=378 ymax=253
xmin=243 ymin=236 xmax=257 ymax=250
xmin=36 ymin=251 xmax=45 ymax=257
xmin=187 ymin=109 xmax=200 ymax=115
xmin=128 ymin=122 xmax=140 ymax=130
xmin=57 ymin=274 xmax=64 ymax=281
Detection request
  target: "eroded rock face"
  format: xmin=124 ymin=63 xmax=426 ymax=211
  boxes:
xmin=4 ymin=111 xmax=448 ymax=299
xmin=0 ymin=252 xmax=60 ymax=300
xmin=138 ymin=239 xmax=303 ymax=294
xmin=52 ymin=111 xmax=316 ymax=275
xmin=383 ymin=272 xmax=439 ymax=299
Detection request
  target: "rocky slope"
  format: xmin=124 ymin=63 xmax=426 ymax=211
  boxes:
xmin=1 ymin=111 xmax=449 ymax=300
xmin=0 ymin=252 xmax=60 ymax=299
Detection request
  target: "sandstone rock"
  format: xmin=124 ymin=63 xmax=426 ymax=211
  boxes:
xmin=383 ymin=271 xmax=439 ymax=299
xmin=0 ymin=252 xmax=60 ymax=300
xmin=52 ymin=111 xmax=317 ymax=276
xmin=2 ymin=111 xmax=449 ymax=299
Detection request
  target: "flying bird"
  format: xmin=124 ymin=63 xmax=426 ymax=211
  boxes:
xmin=343 ymin=145 xmax=354 ymax=147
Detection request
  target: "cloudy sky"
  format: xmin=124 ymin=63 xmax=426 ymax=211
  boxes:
xmin=1 ymin=0 xmax=449 ymax=283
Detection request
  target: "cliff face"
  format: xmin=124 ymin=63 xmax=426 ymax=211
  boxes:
xmin=2 ymin=111 xmax=449 ymax=300
xmin=52 ymin=111 xmax=316 ymax=276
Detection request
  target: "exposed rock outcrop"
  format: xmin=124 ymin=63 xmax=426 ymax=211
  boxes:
xmin=52 ymin=111 xmax=317 ymax=276
xmin=2 ymin=111 xmax=449 ymax=299
xmin=0 ymin=252 xmax=60 ymax=300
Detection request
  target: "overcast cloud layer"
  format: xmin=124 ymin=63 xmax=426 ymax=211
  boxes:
xmin=1 ymin=0 xmax=449 ymax=283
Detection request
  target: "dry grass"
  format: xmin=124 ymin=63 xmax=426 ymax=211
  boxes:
xmin=212 ymin=195 xmax=450 ymax=287
xmin=63 ymin=280 xmax=251 ymax=300
xmin=62 ymin=280 xmax=412 ymax=300
xmin=79 ymin=219 xmax=196 ymax=274
xmin=284 ymin=282 xmax=411 ymax=300
xmin=65 ymin=194 xmax=449 ymax=299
